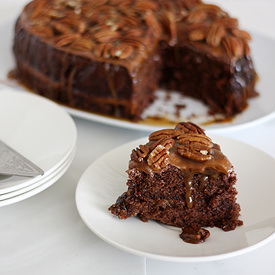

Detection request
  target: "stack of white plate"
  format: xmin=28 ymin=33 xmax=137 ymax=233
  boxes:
xmin=0 ymin=88 xmax=77 ymax=206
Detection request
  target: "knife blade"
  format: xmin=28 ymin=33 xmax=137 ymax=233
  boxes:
xmin=0 ymin=139 xmax=44 ymax=177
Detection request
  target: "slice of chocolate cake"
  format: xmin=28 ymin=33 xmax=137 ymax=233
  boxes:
xmin=109 ymin=122 xmax=242 ymax=243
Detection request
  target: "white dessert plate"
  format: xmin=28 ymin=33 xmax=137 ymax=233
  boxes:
xmin=0 ymin=88 xmax=77 ymax=195
xmin=0 ymin=147 xmax=74 ymax=197
xmin=76 ymin=136 xmax=275 ymax=262
xmin=0 ymin=148 xmax=75 ymax=207
xmin=0 ymin=147 xmax=75 ymax=201
xmin=0 ymin=18 xmax=274 ymax=132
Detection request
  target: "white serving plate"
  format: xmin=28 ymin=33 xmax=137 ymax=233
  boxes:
xmin=76 ymin=136 xmax=275 ymax=262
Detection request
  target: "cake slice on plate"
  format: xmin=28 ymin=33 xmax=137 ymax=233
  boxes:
xmin=109 ymin=122 xmax=242 ymax=243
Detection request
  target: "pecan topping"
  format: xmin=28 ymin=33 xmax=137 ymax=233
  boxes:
xmin=51 ymin=21 xmax=72 ymax=35
xmin=29 ymin=0 xmax=47 ymax=19
xmin=26 ymin=0 xmax=252 ymax=60
xmin=93 ymin=29 xmax=120 ymax=43
xmin=151 ymin=137 xmax=175 ymax=151
xmin=189 ymin=29 xmax=206 ymax=41
xmin=147 ymin=145 xmax=169 ymax=170
xmin=111 ymin=44 xmax=134 ymax=59
xmin=134 ymin=1 xmax=158 ymax=12
xmin=231 ymin=28 xmax=252 ymax=41
xmin=222 ymin=36 xmax=244 ymax=57
xmin=55 ymin=33 xmax=81 ymax=47
xmin=120 ymin=37 xmax=146 ymax=50
xmin=144 ymin=11 xmax=162 ymax=38
xmin=182 ymin=2 xmax=250 ymax=57
xmin=149 ymin=129 xmax=180 ymax=141
xmin=70 ymin=38 xmax=95 ymax=51
xmin=180 ymin=226 xmax=210 ymax=244
xmin=216 ymin=17 xmax=239 ymax=29
xmin=175 ymin=122 xmax=205 ymax=135
xmin=177 ymin=134 xmax=213 ymax=161
xmin=147 ymin=137 xmax=176 ymax=169
xmin=206 ymin=23 xmax=226 ymax=47
xmin=186 ymin=10 xmax=208 ymax=24
xmin=131 ymin=144 xmax=150 ymax=162
xmin=27 ymin=0 xmax=159 ymax=60
xmin=160 ymin=10 xmax=177 ymax=46
xmin=30 ymin=25 xmax=54 ymax=38
xmin=93 ymin=43 xmax=109 ymax=58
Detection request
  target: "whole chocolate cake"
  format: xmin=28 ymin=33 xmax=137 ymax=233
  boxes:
xmin=11 ymin=0 xmax=257 ymax=121
xmin=109 ymin=122 xmax=242 ymax=243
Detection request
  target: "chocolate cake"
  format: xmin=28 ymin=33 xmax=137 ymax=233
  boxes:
xmin=11 ymin=0 xmax=258 ymax=121
xmin=109 ymin=122 xmax=242 ymax=243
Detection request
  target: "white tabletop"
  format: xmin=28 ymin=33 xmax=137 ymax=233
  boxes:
xmin=1 ymin=1 xmax=275 ymax=274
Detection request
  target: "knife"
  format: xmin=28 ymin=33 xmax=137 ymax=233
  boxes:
xmin=0 ymin=139 xmax=44 ymax=177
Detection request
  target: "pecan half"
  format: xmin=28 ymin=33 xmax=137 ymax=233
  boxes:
xmin=131 ymin=144 xmax=150 ymax=162
xmin=77 ymin=21 xmax=87 ymax=34
xmin=149 ymin=129 xmax=180 ymax=141
xmin=134 ymin=1 xmax=158 ymax=12
xmin=189 ymin=29 xmax=206 ymax=41
xmin=177 ymin=134 xmax=213 ymax=161
xmin=206 ymin=23 xmax=226 ymax=47
xmin=147 ymin=145 xmax=169 ymax=170
xmin=180 ymin=227 xmax=210 ymax=244
xmin=30 ymin=0 xmax=47 ymax=19
xmin=51 ymin=21 xmax=72 ymax=35
xmin=175 ymin=122 xmax=205 ymax=135
xmin=30 ymin=25 xmax=54 ymax=38
xmin=70 ymin=38 xmax=95 ymax=51
xmin=216 ymin=17 xmax=239 ymax=29
xmin=120 ymin=37 xmax=145 ymax=50
xmin=93 ymin=29 xmax=120 ymax=43
xmin=231 ymin=28 xmax=252 ymax=41
xmin=222 ymin=36 xmax=243 ymax=57
xmin=55 ymin=33 xmax=81 ymax=47
xmin=186 ymin=10 xmax=208 ymax=24
xmin=111 ymin=44 xmax=134 ymax=59
xmin=151 ymin=137 xmax=175 ymax=151
xmin=160 ymin=10 xmax=177 ymax=46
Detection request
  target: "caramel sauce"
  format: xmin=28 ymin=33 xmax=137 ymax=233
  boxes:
xmin=168 ymin=144 xmax=231 ymax=175
xmin=199 ymin=175 xmax=209 ymax=190
xmin=7 ymin=69 xmax=17 ymax=80
xmin=200 ymin=116 xmax=234 ymax=126
xmin=139 ymin=112 xmax=239 ymax=128
xmin=104 ymin=64 xmax=120 ymax=116
xmin=180 ymin=227 xmax=210 ymax=244
xmin=7 ymin=70 xmax=242 ymax=127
